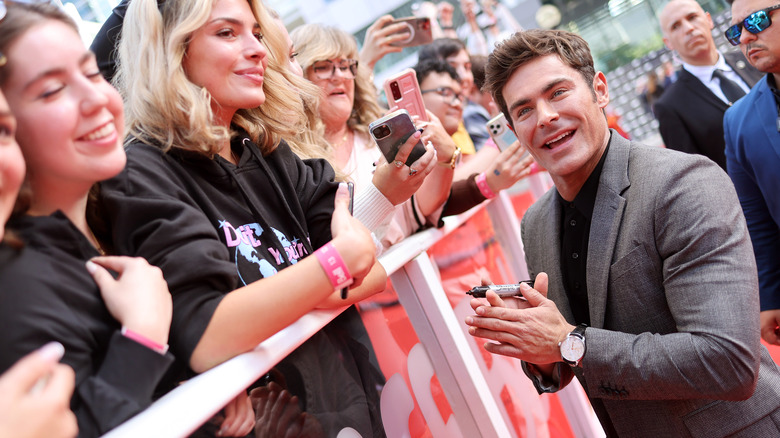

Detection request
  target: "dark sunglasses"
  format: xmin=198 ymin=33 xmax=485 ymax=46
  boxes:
xmin=725 ymin=4 xmax=780 ymax=46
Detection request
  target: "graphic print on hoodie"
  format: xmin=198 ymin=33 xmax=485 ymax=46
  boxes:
xmin=220 ymin=220 xmax=310 ymax=284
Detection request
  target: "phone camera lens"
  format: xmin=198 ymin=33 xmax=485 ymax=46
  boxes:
xmin=372 ymin=125 xmax=391 ymax=139
xmin=390 ymin=82 xmax=402 ymax=101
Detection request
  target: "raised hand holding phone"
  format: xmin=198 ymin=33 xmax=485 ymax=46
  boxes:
xmin=370 ymin=109 xmax=428 ymax=166
xmin=483 ymin=140 xmax=535 ymax=194
xmin=359 ymin=15 xmax=406 ymax=71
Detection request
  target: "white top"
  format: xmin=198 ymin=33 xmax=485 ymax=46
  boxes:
xmin=348 ymin=133 xmax=435 ymax=253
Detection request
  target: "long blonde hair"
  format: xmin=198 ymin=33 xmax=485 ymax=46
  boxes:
xmin=117 ymin=0 xmax=317 ymax=156
xmin=290 ymin=24 xmax=383 ymax=138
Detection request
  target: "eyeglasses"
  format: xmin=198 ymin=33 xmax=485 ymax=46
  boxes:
xmin=421 ymin=86 xmax=464 ymax=105
xmin=725 ymin=4 xmax=780 ymax=46
xmin=311 ymin=59 xmax=358 ymax=80
xmin=0 ymin=0 xmax=62 ymax=66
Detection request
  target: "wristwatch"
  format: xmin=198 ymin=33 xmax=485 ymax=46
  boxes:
xmin=559 ymin=324 xmax=587 ymax=367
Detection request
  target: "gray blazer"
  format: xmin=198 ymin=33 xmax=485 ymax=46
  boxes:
xmin=521 ymin=132 xmax=780 ymax=437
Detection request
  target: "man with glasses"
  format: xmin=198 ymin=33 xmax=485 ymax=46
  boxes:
xmin=654 ymin=0 xmax=762 ymax=170
xmin=723 ymin=0 xmax=780 ymax=346
xmin=415 ymin=59 xmax=465 ymax=139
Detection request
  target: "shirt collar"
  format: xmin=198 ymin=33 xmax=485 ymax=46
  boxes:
xmin=682 ymin=52 xmax=731 ymax=83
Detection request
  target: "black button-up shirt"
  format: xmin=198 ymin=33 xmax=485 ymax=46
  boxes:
xmin=557 ymin=141 xmax=610 ymax=326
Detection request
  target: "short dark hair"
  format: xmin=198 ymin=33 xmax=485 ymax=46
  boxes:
xmin=485 ymin=30 xmax=596 ymax=129
xmin=417 ymin=37 xmax=467 ymax=62
xmin=414 ymin=58 xmax=460 ymax=86
xmin=470 ymin=54 xmax=487 ymax=92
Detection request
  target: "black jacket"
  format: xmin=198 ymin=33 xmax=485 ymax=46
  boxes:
xmin=654 ymin=51 xmax=763 ymax=170
xmin=92 ymin=132 xmax=385 ymax=437
xmin=0 ymin=213 xmax=174 ymax=438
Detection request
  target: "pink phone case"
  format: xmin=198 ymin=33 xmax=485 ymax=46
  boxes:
xmin=383 ymin=69 xmax=429 ymax=122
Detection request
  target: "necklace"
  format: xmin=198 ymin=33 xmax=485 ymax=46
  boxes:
xmin=332 ymin=130 xmax=351 ymax=149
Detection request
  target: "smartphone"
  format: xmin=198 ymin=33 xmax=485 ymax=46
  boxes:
xmin=383 ymin=69 xmax=428 ymax=122
xmin=467 ymin=281 xmax=535 ymax=298
xmin=369 ymin=109 xmax=426 ymax=166
xmin=341 ymin=182 xmax=355 ymax=299
xmin=486 ymin=113 xmax=518 ymax=152
xmin=385 ymin=17 xmax=433 ymax=48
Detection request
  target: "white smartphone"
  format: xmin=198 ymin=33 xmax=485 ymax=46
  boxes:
xmin=486 ymin=113 xmax=518 ymax=151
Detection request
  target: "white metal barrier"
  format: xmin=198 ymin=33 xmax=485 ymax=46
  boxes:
xmin=104 ymin=176 xmax=603 ymax=438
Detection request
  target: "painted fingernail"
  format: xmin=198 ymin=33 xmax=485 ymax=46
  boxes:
xmin=38 ymin=341 xmax=65 ymax=362
xmin=85 ymin=260 xmax=97 ymax=274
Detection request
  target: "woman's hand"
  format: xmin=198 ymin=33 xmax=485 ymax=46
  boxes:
xmin=215 ymin=391 xmax=255 ymax=437
xmin=418 ymin=110 xmax=457 ymax=165
xmin=87 ymin=256 xmax=172 ymax=346
xmin=485 ymin=140 xmax=535 ymax=193
xmin=330 ymin=183 xmax=376 ymax=283
xmin=359 ymin=15 xmax=407 ymax=71
xmin=251 ymin=382 xmax=324 ymax=438
xmin=0 ymin=343 xmax=77 ymax=438
xmin=373 ymin=129 xmax=437 ymax=205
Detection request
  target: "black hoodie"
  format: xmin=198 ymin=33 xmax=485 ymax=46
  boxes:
xmin=0 ymin=212 xmax=174 ymax=437
xmin=92 ymin=131 xmax=385 ymax=436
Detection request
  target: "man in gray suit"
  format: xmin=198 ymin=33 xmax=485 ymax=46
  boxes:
xmin=465 ymin=29 xmax=780 ymax=437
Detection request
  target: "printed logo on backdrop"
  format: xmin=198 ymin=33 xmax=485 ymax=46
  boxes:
xmin=218 ymin=220 xmax=309 ymax=285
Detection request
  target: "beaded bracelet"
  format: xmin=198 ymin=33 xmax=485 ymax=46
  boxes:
xmin=315 ymin=242 xmax=354 ymax=296
xmin=476 ymin=172 xmax=497 ymax=199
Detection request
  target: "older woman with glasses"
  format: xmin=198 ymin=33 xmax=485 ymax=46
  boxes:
xmin=291 ymin=23 xmax=457 ymax=250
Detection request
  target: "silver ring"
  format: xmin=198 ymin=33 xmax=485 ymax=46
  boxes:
xmin=409 ymin=168 xmax=418 ymax=176
xmin=394 ymin=160 xmax=404 ymax=168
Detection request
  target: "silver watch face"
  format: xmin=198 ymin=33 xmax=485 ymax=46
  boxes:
xmin=561 ymin=335 xmax=585 ymax=362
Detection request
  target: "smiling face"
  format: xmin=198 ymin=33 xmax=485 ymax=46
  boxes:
xmin=660 ymin=0 xmax=718 ymax=66
xmin=421 ymin=71 xmax=464 ymax=135
xmin=1 ymin=19 xmax=125 ymax=206
xmin=307 ymin=57 xmax=356 ymax=132
xmin=503 ymin=54 xmax=610 ymax=199
xmin=731 ymin=0 xmax=780 ymax=75
xmin=0 ymin=91 xmax=24 ymax=240
xmin=183 ymin=0 xmax=268 ymax=126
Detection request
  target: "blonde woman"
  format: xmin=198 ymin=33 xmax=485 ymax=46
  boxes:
xmin=292 ymin=24 xmax=456 ymax=249
xmin=92 ymin=0 xmax=387 ymax=435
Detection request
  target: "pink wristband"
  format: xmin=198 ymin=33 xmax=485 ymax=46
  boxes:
xmin=315 ymin=242 xmax=354 ymax=290
xmin=476 ymin=172 xmax=497 ymax=199
xmin=121 ymin=327 xmax=169 ymax=355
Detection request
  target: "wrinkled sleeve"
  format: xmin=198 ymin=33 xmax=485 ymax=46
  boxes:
xmin=75 ymin=333 xmax=174 ymax=437
xmin=94 ymin=146 xmax=232 ymax=365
